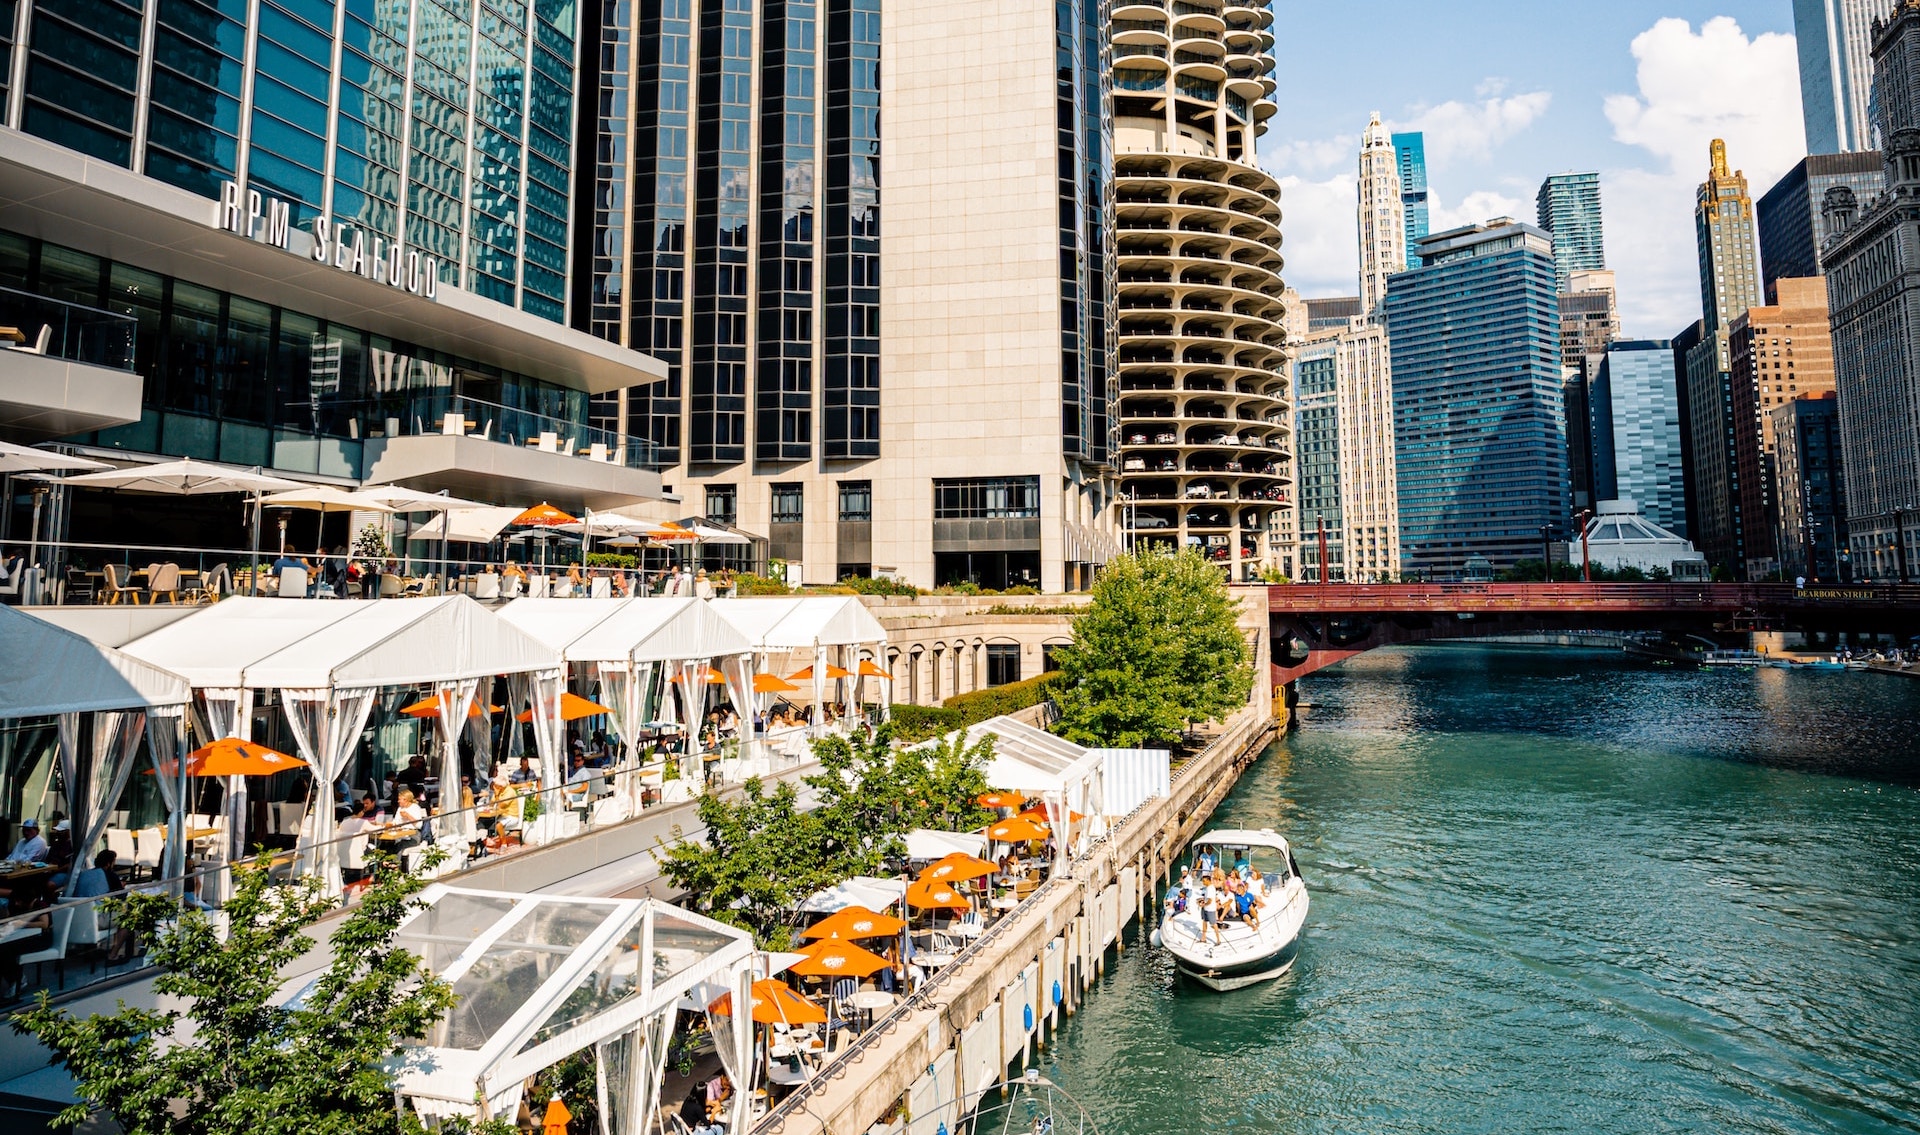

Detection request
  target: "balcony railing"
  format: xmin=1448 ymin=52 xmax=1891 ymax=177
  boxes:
xmin=0 ymin=285 xmax=137 ymax=370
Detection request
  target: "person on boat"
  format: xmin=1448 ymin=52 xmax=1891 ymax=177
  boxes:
xmin=1197 ymin=875 xmax=1224 ymax=946
xmin=1195 ymin=849 xmax=1216 ymax=876
xmin=1232 ymin=876 xmax=1259 ymax=930
xmin=1232 ymin=852 xmax=1251 ymax=879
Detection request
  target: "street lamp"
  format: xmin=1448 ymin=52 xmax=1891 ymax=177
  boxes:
xmin=1539 ymin=523 xmax=1553 ymax=583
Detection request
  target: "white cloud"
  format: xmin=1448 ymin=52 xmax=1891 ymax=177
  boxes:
xmin=1427 ymin=189 xmax=1530 ymax=234
xmin=1277 ymin=173 xmax=1358 ymax=297
xmin=1390 ymin=91 xmax=1553 ymax=169
xmin=1599 ymin=16 xmax=1805 ymax=334
xmin=1265 ymin=133 xmax=1359 ymax=178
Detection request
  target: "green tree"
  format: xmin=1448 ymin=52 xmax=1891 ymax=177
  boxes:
xmin=12 ymin=855 xmax=506 ymax=1135
xmin=659 ymin=778 xmax=846 ymax=948
xmin=894 ymin=731 xmax=997 ymax=833
xmin=1052 ymin=548 xmax=1253 ymax=748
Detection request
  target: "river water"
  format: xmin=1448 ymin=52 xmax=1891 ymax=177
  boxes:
xmin=1040 ymin=645 xmax=1920 ymax=1134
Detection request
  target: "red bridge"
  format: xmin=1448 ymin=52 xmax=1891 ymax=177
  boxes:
xmin=1263 ymin=582 xmax=1920 ymax=684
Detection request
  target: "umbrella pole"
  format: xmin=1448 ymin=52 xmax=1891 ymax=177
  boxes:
xmin=438 ymin=494 xmax=450 ymax=595
xmin=248 ymin=487 xmax=262 ymax=595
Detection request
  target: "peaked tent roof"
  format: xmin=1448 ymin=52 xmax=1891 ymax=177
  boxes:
xmin=4 ymin=606 xmax=189 ymax=715
xmin=116 ymin=598 xmax=377 ymax=688
xmin=708 ymin=596 xmax=887 ymax=649
xmin=497 ymin=597 xmax=754 ymax=664
xmin=962 ymin=716 xmax=1104 ymax=795
xmin=30 ymin=605 xmax=197 ymax=648
xmin=242 ymin=595 xmax=561 ymax=690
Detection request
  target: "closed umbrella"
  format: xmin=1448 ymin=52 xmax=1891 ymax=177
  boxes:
xmin=541 ymin=1096 xmax=572 ymax=1135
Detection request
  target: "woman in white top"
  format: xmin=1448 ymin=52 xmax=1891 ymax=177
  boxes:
xmin=387 ymin=789 xmax=427 ymax=853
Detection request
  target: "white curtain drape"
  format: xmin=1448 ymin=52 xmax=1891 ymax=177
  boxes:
xmin=717 ymin=653 xmax=754 ymax=774
xmin=810 ymin=644 xmax=828 ymax=735
xmin=674 ymin=660 xmax=710 ymax=786
xmin=141 ymin=710 xmax=184 ymax=881
xmin=431 ymin=678 xmax=481 ymax=840
xmin=595 ymin=1010 xmax=671 ymax=1135
xmin=58 ymin=709 xmax=147 ymax=898
xmin=528 ymin=669 xmax=565 ymax=816
xmin=283 ymin=687 xmax=380 ymax=894
xmin=706 ymin=967 xmax=756 ymax=1132
xmin=195 ymin=687 xmax=255 ymax=868
xmin=596 ymin=662 xmax=646 ymax=804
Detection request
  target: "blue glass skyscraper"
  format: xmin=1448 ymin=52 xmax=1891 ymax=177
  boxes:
xmin=1384 ymin=220 xmax=1568 ymax=576
xmin=1391 ymin=132 xmax=1428 ymax=271
xmin=1587 ymin=340 xmax=1688 ymax=537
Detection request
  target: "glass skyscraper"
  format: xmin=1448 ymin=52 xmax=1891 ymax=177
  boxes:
xmin=1384 ymin=219 xmax=1567 ymax=576
xmin=1535 ymin=172 xmax=1605 ymax=291
xmin=1755 ymin=152 xmax=1884 ymax=300
xmin=1292 ymin=341 xmax=1340 ymax=581
xmin=1391 ymin=132 xmax=1427 ymax=272
xmin=1587 ymin=340 xmax=1687 ymax=538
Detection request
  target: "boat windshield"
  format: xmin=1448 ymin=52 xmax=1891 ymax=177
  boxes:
xmin=1187 ymin=842 xmax=1290 ymax=885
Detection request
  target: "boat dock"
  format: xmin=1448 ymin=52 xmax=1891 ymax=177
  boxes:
xmin=753 ymin=705 xmax=1277 ymax=1135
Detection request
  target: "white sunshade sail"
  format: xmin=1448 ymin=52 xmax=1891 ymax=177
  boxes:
xmin=59 ymin=456 xmax=302 ymax=495
xmin=681 ymin=521 xmax=751 ymax=544
xmin=708 ymin=597 xmax=887 ymax=649
xmin=799 ymin=875 xmax=907 ymax=914
xmin=357 ymin=485 xmax=491 ymax=512
xmin=905 ymin=828 xmax=988 ymax=861
xmin=406 ymin=506 xmax=525 ymax=544
xmin=262 ymin=486 xmax=396 ymax=513
xmin=501 ymin=597 xmax=755 ymax=665
xmin=241 ymin=595 xmax=560 ymax=691
xmin=114 ymin=598 xmax=377 ymax=689
xmin=4 ymin=606 xmax=189 ymax=715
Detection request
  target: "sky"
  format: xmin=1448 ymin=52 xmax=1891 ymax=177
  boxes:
xmin=1263 ymin=2 xmax=1806 ymax=337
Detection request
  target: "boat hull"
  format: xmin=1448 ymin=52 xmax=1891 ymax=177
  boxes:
xmin=1156 ymin=879 xmax=1309 ymax=993
xmin=1172 ymin=934 xmax=1302 ymax=991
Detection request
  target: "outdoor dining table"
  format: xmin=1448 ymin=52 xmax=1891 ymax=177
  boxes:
xmin=990 ymin=896 xmax=1020 ymax=912
xmin=916 ymin=950 xmax=956 ymax=968
xmin=848 ymin=989 xmax=895 ymax=1030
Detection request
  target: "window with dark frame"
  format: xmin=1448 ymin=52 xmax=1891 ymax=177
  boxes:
xmin=771 ymin=481 xmax=804 ymax=524
xmin=985 ymin=644 xmax=1022 ymax=687
xmin=838 ymin=480 xmax=872 ymax=522
xmin=705 ymin=484 xmax=737 ymax=525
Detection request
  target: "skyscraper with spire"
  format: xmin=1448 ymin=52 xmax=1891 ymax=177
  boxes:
xmin=1358 ymin=113 xmax=1406 ymax=315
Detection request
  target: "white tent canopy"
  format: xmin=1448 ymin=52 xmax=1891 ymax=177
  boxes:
xmin=3 ymin=606 xmax=188 ymax=716
xmin=961 ymin=717 xmax=1117 ymax=875
xmin=905 ymin=828 xmax=988 ymax=861
xmin=27 ymin=605 xmax=197 ymax=649
xmin=114 ymin=598 xmax=375 ymax=688
xmin=799 ymin=874 xmax=908 ymax=914
xmin=708 ymin=596 xmax=886 ymax=649
xmin=242 ymin=595 xmax=558 ymax=690
xmin=386 ymin=885 xmax=756 ymax=1134
xmin=498 ymin=597 xmax=753 ymax=665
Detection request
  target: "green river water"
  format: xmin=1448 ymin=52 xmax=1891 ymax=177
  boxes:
xmin=1040 ymin=644 xmax=1920 ymax=1134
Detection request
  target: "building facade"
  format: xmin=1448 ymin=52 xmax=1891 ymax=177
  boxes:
xmin=578 ymin=0 xmax=1124 ymax=590
xmin=1587 ymin=340 xmax=1687 ymax=538
xmin=1726 ymin=276 xmax=1838 ymax=579
xmin=1771 ymin=393 xmax=1848 ymax=580
xmin=1755 ymin=152 xmax=1885 ymax=298
xmin=1357 ymin=113 xmax=1403 ymax=316
xmin=1392 ymin=131 xmax=1428 ymax=271
xmin=1112 ymin=0 xmax=1290 ymax=583
xmin=1825 ymin=0 xmax=1920 ymax=579
xmin=1291 ymin=337 xmax=1340 ymax=581
xmin=1793 ymin=0 xmax=1883 ymax=154
xmin=1288 ymin=317 xmax=1397 ymax=583
xmin=1558 ymin=270 xmax=1618 ymax=374
xmin=1535 ymin=171 xmax=1605 ymax=291
xmin=1384 ymin=220 xmax=1566 ymax=576
xmin=0 ymin=0 xmax=669 ymax=554
xmin=1683 ymin=138 xmax=1764 ymax=573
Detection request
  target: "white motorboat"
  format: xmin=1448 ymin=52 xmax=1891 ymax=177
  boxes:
xmin=1151 ymin=828 xmax=1308 ymax=992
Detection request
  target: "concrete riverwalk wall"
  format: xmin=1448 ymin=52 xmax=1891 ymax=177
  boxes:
xmin=755 ymin=705 xmax=1277 ymax=1135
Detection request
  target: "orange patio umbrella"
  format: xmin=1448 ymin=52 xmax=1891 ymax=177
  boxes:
xmin=709 ymin=979 xmax=828 ymax=1025
xmin=986 ymin=816 xmax=1050 ymax=843
xmin=905 ymin=878 xmax=972 ymax=911
xmin=515 ymin=691 xmax=613 ymax=722
xmin=513 ymin=502 xmax=578 ymax=527
xmin=787 ymin=938 xmax=891 ymax=979
xmin=1018 ymin=806 xmax=1084 ymax=824
xmin=856 ymin=659 xmax=890 ymax=679
xmin=977 ymin=791 xmax=1024 ymax=809
xmin=650 ymin=521 xmax=700 ymax=542
xmin=150 ymin=737 xmax=309 ymax=778
xmin=753 ymin=673 xmax=800 ymax=694
xmin=800 ymin=904 xmax=905 ymax=941
xmin=788 ymin=664 xmax=855 ymax=681
xmin=399 ymin=696 xmax=502 ymax=719
xmin=918 ymin=852 xmax=997 ymax=883
xmin=670 ymin=667 xmax=729 ymax=685
xmin=541 ymin=1096 xmax=572 ymax=1135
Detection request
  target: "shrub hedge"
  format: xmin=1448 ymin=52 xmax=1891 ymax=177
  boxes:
xmin=888 ymin=671 xmax=1063 ymax=742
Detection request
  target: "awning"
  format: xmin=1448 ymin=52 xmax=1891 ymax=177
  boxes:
xmin=798 ymin=875 xmax=908 ymax=914
xmin=404 ymin=505 xmax=527 ymax=544
xmin=4 ymin=606 xmax=189 ymax=714
xmin=905 ymin=828 xmax=989 ymax=861
xmin=114 ymin=598 xmax=374 ymax=688
xmin=708 ymin=597 xmax=887 ymax=649
xmin=239 ymin=595 xmax=559 ymax=691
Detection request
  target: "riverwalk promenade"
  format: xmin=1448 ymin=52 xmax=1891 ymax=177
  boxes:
xmin=753 ymin=705 xmax=1276 ymax=1135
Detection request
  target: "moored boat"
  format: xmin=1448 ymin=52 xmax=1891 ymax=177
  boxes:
xmin=1151 ymin=829 xmax=1308 ymax=992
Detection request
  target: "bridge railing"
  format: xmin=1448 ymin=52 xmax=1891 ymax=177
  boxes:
xmin=1264 ymin=582 xmax=1920 ymax=611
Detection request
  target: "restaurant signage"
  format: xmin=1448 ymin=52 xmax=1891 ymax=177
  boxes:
xmin=219 ymin=180 xmax=440 ymax=300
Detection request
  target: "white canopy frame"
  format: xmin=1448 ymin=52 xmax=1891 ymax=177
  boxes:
xmin=960 ymin=717 xmax=1109 ymax=878
xmin=385 ymin=885 xmax=756 ymax=1133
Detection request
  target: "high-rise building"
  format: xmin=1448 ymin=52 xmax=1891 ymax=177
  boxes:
xmin=1558 ymin=270 xmax=1619 ymax=375
xmin=1586 ymin=340 xmax=1688 ymax=538
xmin=1727 ymin=277 xmax=1838 ymax=579
xmin=1292 ymin=338 xmax=1342 ymax=582
xmin=580 ymin=0 xmax=1125 ymax=589
xmin=1756 ymin=152 xmax=1885 ymax=298
xmin=1824 ymin=0 xmax=1920 ymax=579
xmin=1288 ymin=318 xmax=1398 ymax=583
xmin=1111 ymin=0 xmax=1290 ymax=582
xmin=1536 ymin=172 xmax=1606 ymax=290
xmin=1683 ymin=139 xmax=1764 ymax=572
xmin=1385 ymin=219 xmax=1566 ymax=576
xmin=1672 ymin=319 xmax=1707 ymax=546
xmin=0 ymin=0 xmax=670 ymax=551
xmin=1771 ymin=393 xmax=1848 ymax=580
xmin=1793 ymin=0 xmax=1883 ymax=154
xmin=1357 ymin=113 xmax=1405 ymax=315
xmin=1304 ymin=297 xmax=1363 ymax=333
xmin=1392 ymin=132 xmax=1429 ymax=271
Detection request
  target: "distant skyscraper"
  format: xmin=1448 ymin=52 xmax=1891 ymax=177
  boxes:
xmin=1698 ymin=140 xmax=1765 ymax=341
xmin=1756 ymin=152 xmax=1885 ymax=299
xmin=1358 ymin=114 xmax=1406 ymax=315
xmin=1385 ymin=219 xmax=1567 ymax=576
xmin=1558 ymin=270 xmax=1619 ymax=375
xmin=1587 ymin=341 xmax=1688 ymax=538
xmin=1289 ymin=319 xmax=1400 ymax=582
xmin=1727 ymin=277 xmax=1839 ymax=579
xmin=1392 ymin=132 xmax=1429 ymax=271
xmin=1535 ymin=172 xmax=1607 ymax=290
xmin=1771 ymin=394 xmax=1848 ymax=580
xmin=1293 ymin=339 xmax=1343 ymax=582
xmin=1825 ymin=0 xmax=1920 ymax=579
xmin=1793 ymin=0 xmax=1882 ymax=153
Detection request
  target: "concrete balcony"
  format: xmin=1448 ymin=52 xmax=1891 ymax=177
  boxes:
xmin=0 ymin=286 xmax=143 ymax=439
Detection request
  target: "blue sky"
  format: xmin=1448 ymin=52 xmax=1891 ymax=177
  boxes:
xmin=1262 ymin=3 xmax=1805 ymax=335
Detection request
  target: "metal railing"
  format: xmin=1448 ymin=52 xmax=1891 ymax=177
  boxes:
xmin=374 ymin=394 xmax=662 ymax=471
xmin=0 ymin=286 xmax=137 ymax=370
